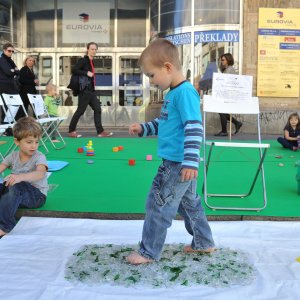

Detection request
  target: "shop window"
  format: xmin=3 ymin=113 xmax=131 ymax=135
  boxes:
xmin=160 ymin=0 xmax=192 ymax=31
xmin=26 ymin=0 xmax=55 ymax=47
xmin=0 ymin=0 xmax=22 ymax=46
xmin=194 ymin=0 xmax=240 ymax=25
xmin=34 ymin=56 xmax=53 ymax=86
xmin=117 ymin=0 xmax=147 ymax=47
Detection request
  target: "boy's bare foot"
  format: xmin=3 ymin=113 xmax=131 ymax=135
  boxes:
xmin=126 ymin=252 xmax=154 ymax=265
xmin=0 ymin=229 xmax=6 ymax=236
xmin=184 ymin=245 xmax=216 ymax=253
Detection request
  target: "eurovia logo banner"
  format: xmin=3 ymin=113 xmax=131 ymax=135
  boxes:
xmin=62 ymin=0 xmax=110 ymax=43
xmin=257 ymin=8 xmax=300 ymax=98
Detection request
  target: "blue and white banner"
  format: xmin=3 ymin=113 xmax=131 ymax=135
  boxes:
xmin=165 ymin=30 xmax=239 ymax=45
xmin=195 ymin=30 xmax=239 ymax=43
xmin=62 ymin=0 xmax=110 ymax=43
xmin=165 ymin=33 xmax=191 ymax=45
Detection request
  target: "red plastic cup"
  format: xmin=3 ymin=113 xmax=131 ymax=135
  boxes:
xmin=128 ymin=159 xmax=135 ymax=166
xmin=77 ymin=147 xmax=84 ymax=153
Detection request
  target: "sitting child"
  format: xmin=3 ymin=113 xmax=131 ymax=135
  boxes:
xmin=44 ymin=83 xmax=61 ymax=142
xmin=277 ymin=112 xmax=300 ymax=151
xmin=0 ymin=117 xmax=48 ymax=237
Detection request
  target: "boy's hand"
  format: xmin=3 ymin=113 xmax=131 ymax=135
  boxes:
xmin=129 ymin=123 xmax=142 ymax=135
xmin=4 ymin=174 xmax=23 ymax=186
xmin=181 ymin=168 xmax=198 ymax=182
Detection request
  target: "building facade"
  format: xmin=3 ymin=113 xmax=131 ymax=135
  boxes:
xmin=0 ymin=0 xmax=299 ymax=133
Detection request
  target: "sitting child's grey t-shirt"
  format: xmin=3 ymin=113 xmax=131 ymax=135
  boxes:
xmin=2 ymin=150 xmax=48 ymax=196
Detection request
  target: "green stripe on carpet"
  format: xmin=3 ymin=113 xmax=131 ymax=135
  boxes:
xmin=1 ymin=137 xmax=299 ymax=217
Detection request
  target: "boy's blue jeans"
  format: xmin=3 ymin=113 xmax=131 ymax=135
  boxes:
xmin=0 ymin=181 xmax=46 ymax=233
xmin=139 ymin=159 xmax=215 ymax=260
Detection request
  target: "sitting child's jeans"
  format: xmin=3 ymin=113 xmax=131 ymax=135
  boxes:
xmin=0 ymin=181 xmax=46 ymax=233
xmin=277 ymin=137 xmax=298 ymax=150
xmin=138 ymin=159 xmax=215 ymax=260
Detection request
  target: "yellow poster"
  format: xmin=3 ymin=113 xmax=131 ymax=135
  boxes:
xmin=257 ymin=8 xmax=300 ymax=97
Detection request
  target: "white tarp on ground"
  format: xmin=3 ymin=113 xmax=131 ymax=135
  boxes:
xmin=0 ymin=217 xmax=299 ymax=300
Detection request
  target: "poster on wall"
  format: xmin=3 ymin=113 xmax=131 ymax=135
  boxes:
xmin=62 ymin=0 xmax=110 ymax=43
xmin=257 ymin=8 xmax=300 ymax=97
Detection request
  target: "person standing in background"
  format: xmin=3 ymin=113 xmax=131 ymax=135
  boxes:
xmin=214 ymin=53 xmax=243 ymax=137
xmin=68 ymin=42 xmax=113 ymax=138
xmin=0 ymin=42 xmax=20 ymax=135
xmin=17 ymin=56 xmax=39 ymax=120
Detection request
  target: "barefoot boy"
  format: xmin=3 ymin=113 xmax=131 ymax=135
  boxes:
xmin=126 ymin=38 xmax=215 ymax=265
xmin=0 ymin=117 xmax=48 ymax=236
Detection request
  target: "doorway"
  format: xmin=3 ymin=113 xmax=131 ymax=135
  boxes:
xmin=52 ymin=52 xmax=147 ymax=127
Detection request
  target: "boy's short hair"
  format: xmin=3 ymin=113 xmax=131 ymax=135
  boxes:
xmin=13 ymin=117 xmax=42 ymax=141
xmin=139 ymin=38 xmax=181 ymax=70
xmin=46 ymin=83 xmax=57 ymax=93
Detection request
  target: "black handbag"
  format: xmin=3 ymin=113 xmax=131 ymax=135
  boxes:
xmin=67 ymin=74 xmax=91 ymax=96
xmin=67 ymin=74 xmax=80 ymax=96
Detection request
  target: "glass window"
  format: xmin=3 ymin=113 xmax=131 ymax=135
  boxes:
xmin=117 ymin=0 xmax=147 ymax=47
xmin=12 ymin=1 xmax=22 ymax=47
xmin=160 ymin=0 xmax=191 ymax=31
xmin=93 ymin=56 xmax=113 ymax=87
xmin=194 ymin=0 xmax=240 ymax=25
xmin=0 ymin=1 xmax=12 ymax=44
xmin=58 ymin=56 xmax=81 ymax=87
xmin=57 ymin=0 xmax=115 ymax=47
xmin=119 ymin=57 xmax=143 ymax=106
xmin=194 ymin=40 xmax=240 ymax=94
xmin=150 ymin=1 xmax=159 ymax=34
xmin=26 ymin=0 xmax=55 ymax=47
xmin=35 ymin=56 xmax=53 ymax=86
xmin=0 ymin=0 xmax=22 ymax=46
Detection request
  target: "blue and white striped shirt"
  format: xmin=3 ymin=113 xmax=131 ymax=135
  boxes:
xmin=140 ymin=81 xmax=202 ymax=170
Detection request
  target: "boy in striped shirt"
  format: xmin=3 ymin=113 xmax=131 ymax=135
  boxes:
xmin=126 ymin=38 xmax=215 ymax=265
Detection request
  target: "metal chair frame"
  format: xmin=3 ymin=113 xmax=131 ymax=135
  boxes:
xmin=203 ymin=95 xmax=270 ymax=211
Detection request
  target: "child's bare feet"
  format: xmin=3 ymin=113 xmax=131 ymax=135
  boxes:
xmin=126 ymin=252 xmax=154 ymax=265
xmin=0 ymin=229 xmax=6 ymax=236
xmin=184 ymin=245 xmax=216 ymax=253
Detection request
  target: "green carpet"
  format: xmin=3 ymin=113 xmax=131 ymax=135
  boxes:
xmin=1 ymin=136 xmax=299 ymax=217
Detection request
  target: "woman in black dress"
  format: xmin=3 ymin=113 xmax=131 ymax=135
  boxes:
xmin=17 ymin=55 xmax=38 ymax=119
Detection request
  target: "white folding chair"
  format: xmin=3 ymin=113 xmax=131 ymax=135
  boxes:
xmin=0 ymin=95 xmax=15 ymax=136
xmin=203 ymin=95 xmax=270 ymax=211
xmin=27 ymin=94 xmax=66 ymax=150
xmin=1 ymin=93 xmax=50 ymax=156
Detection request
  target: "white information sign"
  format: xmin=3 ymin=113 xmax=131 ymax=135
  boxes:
xmin=212 ymin=73 xmax=253 ymax=102
xmin=62 ymin=0 xmax=110 ymax=43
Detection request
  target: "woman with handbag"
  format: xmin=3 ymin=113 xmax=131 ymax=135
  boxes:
xmin=68 ymin=42 xmax=113 ymax=138
xmin=0 ymin=42 xmax=20 ymax=135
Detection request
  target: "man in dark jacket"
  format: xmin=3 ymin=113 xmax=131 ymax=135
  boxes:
xmin=68 ymin=42 xmax=113 ymax=138
xmin=0 ymin=42 xmax=20 ymax=135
